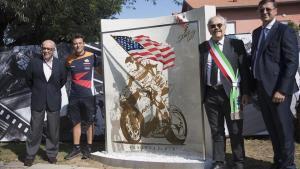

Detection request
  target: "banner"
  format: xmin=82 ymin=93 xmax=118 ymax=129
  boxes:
xmin=0 ymin=43 xmax=105 ymax=141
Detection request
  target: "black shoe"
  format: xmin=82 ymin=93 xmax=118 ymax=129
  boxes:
xmin=232 ymin=162 xmax=244 ymax=169
xmin=269 ymin=163 xmax=280 ymax=169
xmin=48 ymin=157 xmax=57 ymax=164
xmin=82 ymin=145 xmax=92 ymax=159
xmin=64 ymin=147 xmax=81 ymax=160
xmin=210 ymin=162 xmax=226 ymax=169
xmin=24 ymin=158 xmax=34 ymax=166
xmin=232 ymin=165 xmax=243 ymax=169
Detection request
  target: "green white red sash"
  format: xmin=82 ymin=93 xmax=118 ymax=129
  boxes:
xmin=208 ymin=40 xmax=242 ymax=120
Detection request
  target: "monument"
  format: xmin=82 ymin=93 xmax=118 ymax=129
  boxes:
xmin=92 ymin=6 xmax=216 ymax=169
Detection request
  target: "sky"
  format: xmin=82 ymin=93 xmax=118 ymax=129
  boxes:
xmin=115 ymin=1 xmax=183 ymax=19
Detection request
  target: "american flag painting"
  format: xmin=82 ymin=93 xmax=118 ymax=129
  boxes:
xmin=112 ymin=35 xmax=176 ymax=70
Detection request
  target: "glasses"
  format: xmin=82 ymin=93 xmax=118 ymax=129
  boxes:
xmin=259 ymin=7 xmax=275 ymax=13
xmin=209 ymin=23 xmax=223 ymax=29
xmin=42 ymin=47 xmax=54 ymax=51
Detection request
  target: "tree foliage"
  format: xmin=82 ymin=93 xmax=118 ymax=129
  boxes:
xmin=0 ymin=0 xmax=182 ymax=47
xmin=0 ymin=0 xmax=123 ymax=46
xmin=288 ymin=21 xmax=300 ymax=31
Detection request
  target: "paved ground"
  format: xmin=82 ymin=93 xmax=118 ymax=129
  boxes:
xmin=0 ymin=161 xmax=27 ymax=169
xmin=0 ymin=162 xmax=100 ymax=169
xmin=0 ymin=160 xmax=124 ymax=169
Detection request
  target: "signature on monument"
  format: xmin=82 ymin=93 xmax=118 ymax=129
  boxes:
xmin=177 ymin=27 xmax=196 ymax=43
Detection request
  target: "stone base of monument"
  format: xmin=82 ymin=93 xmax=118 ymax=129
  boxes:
xmin=91 ymin=151 xmax=211 ymax=169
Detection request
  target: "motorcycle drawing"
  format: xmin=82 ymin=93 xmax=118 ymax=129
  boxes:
xmin=119 ymin=57 xmax=187 ymax=144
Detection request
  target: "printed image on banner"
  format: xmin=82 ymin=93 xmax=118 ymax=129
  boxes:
xmin=0 ymin=44 xmax=105 ymax=141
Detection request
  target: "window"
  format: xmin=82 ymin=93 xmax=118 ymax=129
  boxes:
xmin=226 ymin=22 xmax=236 ymax=35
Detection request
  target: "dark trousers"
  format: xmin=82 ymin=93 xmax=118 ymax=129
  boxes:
xmin=257 ymin=82 xmax=296 ymax=169
xmin=204 ymin=86 xmax=244 ymax=167
xmin=26 ymin=109 xmax=60 ymax=159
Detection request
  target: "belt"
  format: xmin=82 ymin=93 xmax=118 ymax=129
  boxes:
xmin=207 ymin=85 xmax=224 ymax=90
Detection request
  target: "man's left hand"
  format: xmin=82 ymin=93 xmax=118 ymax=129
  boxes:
xmin=241 ymin=94 xmax=250 ymax=106
xmin=241 ymin=95 xmax=250 ymax=111
xmin=272 ymin=91 xmax=285 ymax=103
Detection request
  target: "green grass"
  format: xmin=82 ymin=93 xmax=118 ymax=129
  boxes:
xmin=0 ymin=141 xmax=105 ymax=166
xmin=0 ymin=140 xmax=299 ymax=169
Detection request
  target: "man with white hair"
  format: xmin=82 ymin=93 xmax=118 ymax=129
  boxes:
xmin=199 ymin=15 xmax=251 ymax=169
xmin=24 ymin=40 xmax=67 ymax=166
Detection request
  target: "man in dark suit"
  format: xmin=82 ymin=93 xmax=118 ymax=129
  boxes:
xmin=24 ymin=40 xmax=67 ymax=166
xmin=251 ymin=1 xmax=299 ymax=169
xmin=199 ymin=15 xmax=251 ymax=169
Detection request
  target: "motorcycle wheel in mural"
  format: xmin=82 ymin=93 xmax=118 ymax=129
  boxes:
xmin=165 ymin=105 xmax=187 ymax=144
xmin=120 ymin=99 xmax=144 ymax=144
xmin=120 ymin=102 xmax=187 ymax=144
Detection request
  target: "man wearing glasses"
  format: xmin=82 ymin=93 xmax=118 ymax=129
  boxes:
xmin=24 ymin=40 xmax=67 ymax=166
xmin=251 ymin=0 xmax=298 ymax=169
xmin=199 ymin=15 xmax=251 ymax=169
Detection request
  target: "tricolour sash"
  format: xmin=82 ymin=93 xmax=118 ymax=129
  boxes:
xmin=208 ymin=40 xmax=242 ymax=120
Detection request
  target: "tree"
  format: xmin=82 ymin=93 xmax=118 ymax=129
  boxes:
xmin=0 ymin=0 xmax=182 ymax=47
xmin=287 ymin=21 xmax=300 ymax=32
xmin=1 ymin=0 xmax=124 ymax=46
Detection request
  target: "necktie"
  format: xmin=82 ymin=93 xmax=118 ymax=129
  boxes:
xmin=210 ymin=58 xmax=218 ymax=86
xmin=254 ymin=28 xmax=266 ymax=79
xmin=257 ymin=28 xmax=266 ymax=56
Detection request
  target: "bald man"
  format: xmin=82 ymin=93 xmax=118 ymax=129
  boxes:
xmin=24 ymin=40 xmax=67 ymax=166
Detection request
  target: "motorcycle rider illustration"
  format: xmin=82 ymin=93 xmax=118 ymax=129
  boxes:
xmin=120 ymin=56 xmax=187 ymax=144
xmin=126 ymin=56 xmax=169 ymax=125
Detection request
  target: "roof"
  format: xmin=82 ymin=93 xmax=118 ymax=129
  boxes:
xmin=184 ymin=0 xmax=300 ymax=9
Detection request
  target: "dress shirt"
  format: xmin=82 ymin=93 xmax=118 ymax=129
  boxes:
xmin=207 ymin=37 xmax=224 ymax=86
xmin=43 ymin=57 xmax=53 ymax=82
xmin=253 ymin=18 xmax=275 ymax=79
xmin=263 ymin=18 xmax=275 ymax=36
xmin=43 ymin=56 xmax=54 ymax=121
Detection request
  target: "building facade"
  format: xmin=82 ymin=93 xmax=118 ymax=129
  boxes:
xmin=182 ymin=0 xmax=300 ymax=34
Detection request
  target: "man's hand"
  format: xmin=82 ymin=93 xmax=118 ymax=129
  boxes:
xmin=272 ymin=91 xmax=285 ymax=103
xmin=240 ymin=95 xmax=250 ymax=111
xmin=241 ymin=94 xmax=250 ymax=106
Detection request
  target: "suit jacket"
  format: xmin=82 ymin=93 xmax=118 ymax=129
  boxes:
xmin=26 ymin=56 xmax=67 ymax=112
xmin=199 ymin=37 xmax=251 ymax=103
xmin=251 ymin=21 xmax=299 ymax=96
